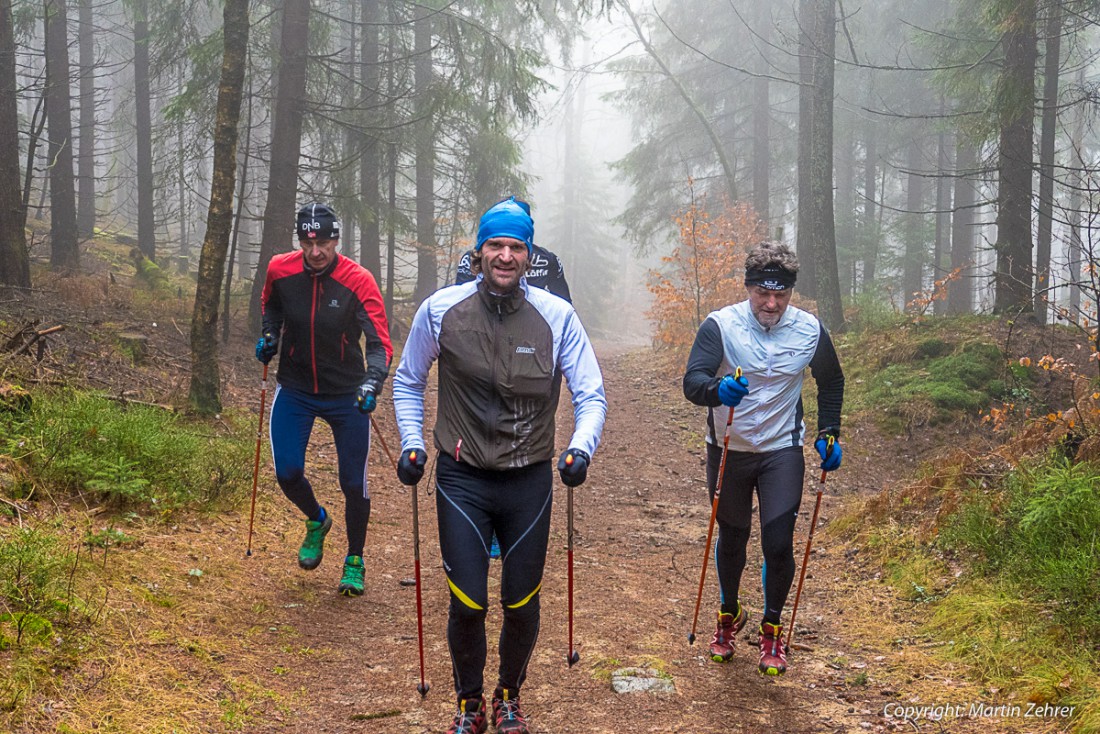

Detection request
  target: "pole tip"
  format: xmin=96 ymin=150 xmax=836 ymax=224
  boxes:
xmin=568 ymin=650 xmax=580 ymax=667
xmin=687 ymin=633 xmax=696 ymax=645
xmin=417 ymin=682 xmax=430 ymax=697
xmin=246 ymin=549 xmax=252 ymax=557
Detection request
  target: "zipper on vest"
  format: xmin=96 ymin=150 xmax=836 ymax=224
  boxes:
xmin=489 ymin=302 xmax=503 ymax=450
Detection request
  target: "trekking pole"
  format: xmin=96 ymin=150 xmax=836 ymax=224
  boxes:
xmin=245 ymin=363 xmax=269 ymax=557
xmin=368 ymin=415 xmax=399 ymax=473
xmin=409 ymin=450 xmax=430 ymax=697
xmin=786 ymin=436 xmax=832 ymax=650
xmin=565 ymin=457 xmax=580 ymax=667
xmin=688 ymin=368 xmax=740 ymax=645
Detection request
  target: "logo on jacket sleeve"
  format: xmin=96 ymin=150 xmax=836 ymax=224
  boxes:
xmin=329 ymin=298 xmax=339 ymax=308
xmin=516 ymin=346 xmax=536 ymax=354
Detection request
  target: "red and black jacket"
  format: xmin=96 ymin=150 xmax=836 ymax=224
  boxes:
xmin=261 ymin=251 xmax=392 ymax=395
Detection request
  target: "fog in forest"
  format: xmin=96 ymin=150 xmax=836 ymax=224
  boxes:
xmin=3 ymin=0 xmax=1100 ymax=364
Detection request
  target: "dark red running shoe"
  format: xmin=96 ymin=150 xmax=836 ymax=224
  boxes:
xmin=758 ymin=621 xmax=788 ymax=676
xmin=447 ymin=697 xmax=487 ymax=734
xmin=709 ymin=604 xmax=748 ymax=662
xmin=492 ymin=688 xmax=530 ymax=734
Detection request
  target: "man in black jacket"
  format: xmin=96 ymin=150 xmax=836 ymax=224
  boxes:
xmin=256 ymin=202 xmax=392 ymax=597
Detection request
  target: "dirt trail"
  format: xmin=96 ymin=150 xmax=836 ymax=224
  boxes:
xmin=210 ymin=343 xmax=912 ymax=734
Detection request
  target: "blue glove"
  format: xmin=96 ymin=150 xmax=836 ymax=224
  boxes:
xmin=557 ymin=448 xmax=590 ymax=487
xmin=717 ymin=373 xmax=749 ymax=407
xmin=255 ymin=330 xmax=278 ymax=364
xmin=814 ymin=435 xmax=842 ymax=471
xmin=397 ymin=448 xmax=427 ymax=485
xmin=356 ymin=383 xmax=377 ymax=414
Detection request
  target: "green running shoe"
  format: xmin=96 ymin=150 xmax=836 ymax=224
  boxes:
xmin=339 ymin=555 xmax=365 ymax=597
xmin=298 ymin=509 xmax=332 ymax=570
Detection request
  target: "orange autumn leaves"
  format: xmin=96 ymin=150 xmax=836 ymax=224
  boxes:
xmin=647 ymin=199 xmax=764 ymax=356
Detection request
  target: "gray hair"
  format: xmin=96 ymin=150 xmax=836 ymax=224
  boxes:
xmin=744 ymin=241 xmax=799 ymax=274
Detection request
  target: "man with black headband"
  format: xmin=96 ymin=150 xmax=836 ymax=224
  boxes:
xmin=257 ymin=202 xmax=392 ymax=597
xmin=682 ymin=241 xmax=844 ymax=676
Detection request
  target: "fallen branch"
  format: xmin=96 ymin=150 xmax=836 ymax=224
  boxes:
xmin=101 ymin=394 xmax=176 ymax=412
xmin=0 ymin=496 xmax=29 ymax=526
xmin=9 ymin=324 xmax=66 ymax=358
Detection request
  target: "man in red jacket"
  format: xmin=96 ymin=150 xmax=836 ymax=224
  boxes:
xmin=256 ymin=202 xmax=392 ymax=597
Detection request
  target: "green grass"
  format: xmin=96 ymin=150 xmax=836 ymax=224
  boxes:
xmin=1 ymin=389 xmax=251 ymax=510
xmin=0 ymin=524 xmax=99 ymax=716
xmin=0 ymin=386 xmax=254 ymax=725
xmin=836 ymin=316 xmax=1021 ymax=432
xmin=850 ymin=453 xmax=1100 ymax=731
xmin=941 ymin=456 xmax=1100 ymax=635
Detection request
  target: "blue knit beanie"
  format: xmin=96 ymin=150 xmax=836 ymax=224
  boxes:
xmin=476 ymin=197 xmax=534 ymax=253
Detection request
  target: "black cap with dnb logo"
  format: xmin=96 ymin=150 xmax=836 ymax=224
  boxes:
xmin=296 ymin=202 xmax=341 ymax=241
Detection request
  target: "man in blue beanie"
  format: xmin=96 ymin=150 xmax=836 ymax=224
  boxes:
xmin=455 ymin=197 xmax=571 ymax=303
xmin=393 ymin=196 xmax=607 ymax=734
xmin=471 ymin=196 xmax=534 ymax=293
xmin=455 ymin=198 xmax=573 ymax=562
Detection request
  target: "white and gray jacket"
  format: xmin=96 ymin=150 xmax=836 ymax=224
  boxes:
xmin=682 ymin=301 xmax=844 ymax=453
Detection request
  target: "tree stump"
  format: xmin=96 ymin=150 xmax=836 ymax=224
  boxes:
xmin=117 ymin=333 xmax=149 ymax=365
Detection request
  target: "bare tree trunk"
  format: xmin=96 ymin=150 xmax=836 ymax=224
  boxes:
xmin=1034 ymin=0 xmax=1061 ymax=324
xmin=76 ymin=0 xmax=95 ymax=239
xmin=751 ymin=0 xmax=770 ymax=227
xmin=861 ymin=107 xmax=878 ymax=290
xmin=806 ymin=0 xmax=843 ymax=330
xmin=835 ymin=107 xmax=855 ymax=296
xmin=189 ymin=0 xmax=250 ymax=415
xmin=358 ymin=0 xmax=381 ymax=279
xmin=948 ymin=138 xmax=977 ymax=315
xmin=45 ymin=0 xmax=78 ymax=271
xmin=993 ymin=0 xmax=1037 ymax=314
xmin=902 ymin=132 xmax=925 ymax=311
xmin=133 ymin=0 xmax=155 ymax=260
xmin=933 ymin=115 xmax=952 ymax=316
xmin=177 ymin=72 xmax=189 ymax=263
xmin=223 ymin=86 xmax=253 ymax=345
xmin=796 ymin=0 xmax=816 ymax=298
xmin=1067 ymin=67 xmax=1085 ymax=315
xmin=248 ymin=0 xmax=310 ymax=331
xmin=413 ymin=8 xmax=436 ymax=304
xmin=386 ymin=140 xmax=397 ymax=335
xmin=0 ymin=0 xmax=29 ymax=286
xmin=383 ymin=11 xmax=397 ymax=320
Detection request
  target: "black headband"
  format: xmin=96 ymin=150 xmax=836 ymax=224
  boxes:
xmin=745 ymin=265 xmax=796 ymax=291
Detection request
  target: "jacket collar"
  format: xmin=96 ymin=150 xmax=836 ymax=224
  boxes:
xmin=477 ymin=275 xmax=527 ymax=315
xmin=302 ymin=252 xmax=340 ymax=278
xmin=743 ymin=300 xmax=793 ymax=333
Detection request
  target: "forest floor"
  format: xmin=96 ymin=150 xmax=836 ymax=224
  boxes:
xmin=0 ymin=263 xmax=1081 ymax=734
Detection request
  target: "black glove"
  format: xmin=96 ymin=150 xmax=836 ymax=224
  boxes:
xmin=356 ymin=383 xmax=377 ymax=414
xmin=255 ymin=330 xmax=279 ymax=364
xmin=397 ymin=448 xmax=427 ymax=486
xmin=557 ymin=448 xmax=590 ymax=487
